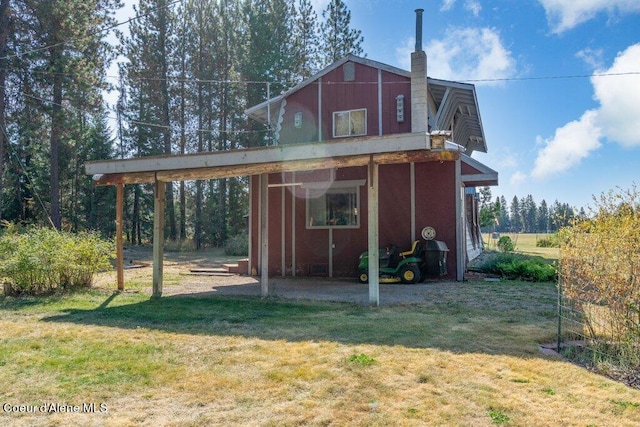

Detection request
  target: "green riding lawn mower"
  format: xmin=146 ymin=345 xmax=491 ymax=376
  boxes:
xmin=357 ymin=226 xmax=449 ymax=284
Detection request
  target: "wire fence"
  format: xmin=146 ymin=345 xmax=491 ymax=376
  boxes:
xmin=558 ymin=279 xmax=640 ymax=386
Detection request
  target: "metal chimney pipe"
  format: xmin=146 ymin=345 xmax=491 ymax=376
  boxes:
xmin=415 ymin=9 xmax=424 ymax=52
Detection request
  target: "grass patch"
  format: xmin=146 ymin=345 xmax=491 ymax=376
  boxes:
xmin=347 ymin=353 xmax=376 ymax=366
xmin=488 ymin=408 xmax=511 ymax=424
xmin=1 ymin=281 xmax=639 ymax=425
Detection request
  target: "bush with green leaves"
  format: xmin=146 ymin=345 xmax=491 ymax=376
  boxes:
xmin=496 ymin=236 xmax=514 ymax=252
xmin=224 ymin=233 xmax=248 ymax=256
xmin=477 ymin=252 xmax=556 ymax=282
xmin=0 ymin=227 xmax=114 ymax=296
xmin=536 ymin=233 xmax=561 ymax=248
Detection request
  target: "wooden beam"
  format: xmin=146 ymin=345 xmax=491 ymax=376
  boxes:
xmin=260 ymin=174 xmax=269 ymax=297
xmin=152 ymin=178 xmax=165 ymax=297
xmin=86 ymin=133 xmax=431 ymax=176
xmin=368 ymin=158 xmax=380 ymax=306
xmin=92 ymin=171 xmax=156 ymax=186
xmin=92 ymin=149 xmax=460 ymax=187
xmin=116 ymin=183 xmax=124 ymax=291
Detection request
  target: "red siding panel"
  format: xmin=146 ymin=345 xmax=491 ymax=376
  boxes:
xmin=378 ymin=163 xmax=412 ymax=247
xmin=414 ymin=162 xmax=457 ymax=278
xmin=381 ymin=71 xmax=412 ymax=135
xmin=279 ymin=83 xmax=319 ymax=144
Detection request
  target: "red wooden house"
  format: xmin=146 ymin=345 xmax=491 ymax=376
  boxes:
xmin=245 ymin=44 xmax=498 ymax=281
xmin=85 ymin=10 xmax=497 ymax=303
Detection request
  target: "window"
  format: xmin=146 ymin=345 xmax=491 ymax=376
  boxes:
xmin=306 ymin=181 xmax=364 ymax=229
xmin=333 ymin=109 xmax=366 ymax=138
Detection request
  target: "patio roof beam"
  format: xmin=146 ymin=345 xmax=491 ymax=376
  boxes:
xmin=91 ymin=149 xmax=460 ymax=186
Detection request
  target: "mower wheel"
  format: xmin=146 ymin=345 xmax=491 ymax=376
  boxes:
xmin=358 ymin=270 xmax=369 ymax=284
xmin=400 ymin=264 xmax=420 ymax=284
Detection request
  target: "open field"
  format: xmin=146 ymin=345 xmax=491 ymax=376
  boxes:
xmin=484 ymin=233 xmax=560 ymax=260
xmin=2 ymin=275 xmax=640 ymax=425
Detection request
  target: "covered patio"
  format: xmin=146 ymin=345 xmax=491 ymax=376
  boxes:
xmin=86 ymin=131 xmax=460 ymax=306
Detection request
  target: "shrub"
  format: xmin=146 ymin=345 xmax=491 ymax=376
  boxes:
xmin=560 ymin=185 xmax=640 ymax=371
xmin=0 ymin=227 xmax=114 ymax=296
xmin=537 ymin=233 xmax=561 ymax=248
xmin=476 ymin=251 xmax=556 ymax=282
xmin=224 ymin=234 xmax=248 ymax=256
xmin=497 ymin=236 xmax=514 ymax=252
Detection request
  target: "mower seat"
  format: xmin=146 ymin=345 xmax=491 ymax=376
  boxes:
xmin=379 ymin=245 xmax=398 ymax=268
xmin=400 ymin=241 xmax=423 ymax=258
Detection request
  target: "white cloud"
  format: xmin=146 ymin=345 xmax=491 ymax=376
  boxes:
xmin=441 ymin=0 xmax=456 ymax=12
xmin=531 ymin=110 xmax=602 ymax=180
xmin=575 ymin=48 xmax=604 ymax=69
xmin=592 ymin=44 xmax=640 ymax=147
xmin=395 ymin=37 xmax=414 ymax=70
xmin=311 ymin=0 xmax=329 ymax=11
xmin=538 ymin=0 xmax=640 ymax=33
xmin=510 ymin=171 xmax=528 ymax=186
xmin=424 ymin=27 xmax=516 ymax=86
xmin=465 ymin=0 xmax=482 ymax=17
xmin=531 ymin=43 xmax=640 ymax=179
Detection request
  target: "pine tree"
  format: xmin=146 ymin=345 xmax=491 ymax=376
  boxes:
xmin=121 ymin=0 xmax=179 ymax=241
xmin=537 ymin=199 xmax=550 ymax=233
xmin=522 ymin=194 xmax=537 ymax=233
xmin=8 ymin=0 xmax=119 ymax=229
xmin=319 ymin=0 xmax=364 ymax=65
xmin=510 ymin=196 xmax=521 ymax=232
xmin=242 ymin=0 xmax=297 ymax=119
xmin=293 ymin=0 xmax=321 ymax=80
xmin=0 ymin=0 xmax=10 ymax=221
xmin=497 ymin=196 xmax=510 ymax=232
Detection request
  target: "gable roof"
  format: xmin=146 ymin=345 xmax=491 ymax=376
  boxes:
xmin=245 ymin=54 xmax=488 ymax=154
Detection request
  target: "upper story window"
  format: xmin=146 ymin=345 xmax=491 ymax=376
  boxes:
xmin=333 ymin=108 xmax=367 ymax=138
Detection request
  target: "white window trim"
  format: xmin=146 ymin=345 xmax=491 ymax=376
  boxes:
xmin=332 ymin=108 xmax=367 ymax=138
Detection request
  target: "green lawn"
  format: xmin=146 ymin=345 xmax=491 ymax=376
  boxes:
xmin=1 ymin=280 xmax=639 ymax=426
xmin=484 ymin=232 xmax=560 ymax=260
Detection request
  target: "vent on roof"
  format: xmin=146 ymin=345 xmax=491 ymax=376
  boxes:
xmin=343 ymin=62 xmax=355 ymax=81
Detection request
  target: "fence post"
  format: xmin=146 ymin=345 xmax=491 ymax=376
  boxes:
xmin=557 ymin=277 xmax=562 ymax=354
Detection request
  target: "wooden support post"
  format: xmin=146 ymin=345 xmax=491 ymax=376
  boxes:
xmin=153 ymin=178 xmax=165 ymax=297
xmin=116 ymin=183 xmax=124 ymax=291
xmin=455 ymin=159 xmax=464 ymax=281
xmin=368 ymin=158 xmax=380 ymax=306
xmin=260 ymin=173 xmax=269 ymax=297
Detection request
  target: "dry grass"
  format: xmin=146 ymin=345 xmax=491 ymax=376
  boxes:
xmin=1 ymin=276 xmax=640 ymax=426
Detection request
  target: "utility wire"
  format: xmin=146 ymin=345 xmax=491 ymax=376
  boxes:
xmin=23 ymin=66 xmax=640 ymax=86
xmin=0 ymin=123 xmax=57 ymax=229
xmin=0 ymin=0 xmax=184 ymax=62
xmin=0 ymin=84 xmax=272 ymax=137
xmin=462 ymin=71 xmax=640 ymax=83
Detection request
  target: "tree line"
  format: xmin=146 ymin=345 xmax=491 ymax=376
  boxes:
xmin=0 ymin=0 xmax=364 ymax=248
xmin=478 ymin=187 xmax=584 ymax=234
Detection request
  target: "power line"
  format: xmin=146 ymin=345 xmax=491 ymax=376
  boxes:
xmin=0 ymin=84 xmax=272 ymax=138
xmin=0 ymin=0 xmax=184 ymax=62
xmin=0 ymin=123 xmax=57 ymax=229
xmin=22 ymin=66 xmax=640 ymax=87
xmin=461 ymin=71 xmax=640 ymax=83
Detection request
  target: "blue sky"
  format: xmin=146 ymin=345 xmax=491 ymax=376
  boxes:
xmin=111 ymin=1 xmax=640 ymax=209
xmin=329 ymin=0 xmax=640 ymax=209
